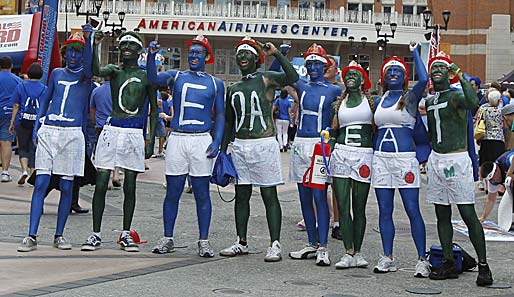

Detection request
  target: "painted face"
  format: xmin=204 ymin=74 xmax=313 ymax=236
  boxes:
xmin=305 ymin=60 xmax=325 ymax=81
xmin=119 ymin=40 xmax=142 ymax=62
xmin=65 ymin=45 xmax=84 ymax=70
xmin=236 ymin=49 xmax=257 ymax=74
xmin=344 ymin=69 xmax=363 ymax=91
xmin=429 ymin=62 xmax=450 ymax=84
xmin=188 ymin=43 xmax=207 ymax=72
xmin=384 ymin=65 xmax=405 ymax=90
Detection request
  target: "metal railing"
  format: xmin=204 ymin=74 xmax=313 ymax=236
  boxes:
xmin=59 ymin=0 xmax=424 ymax=27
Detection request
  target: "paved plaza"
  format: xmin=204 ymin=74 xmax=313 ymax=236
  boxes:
xmin=1 ymin=153 xmax=514 ymax=297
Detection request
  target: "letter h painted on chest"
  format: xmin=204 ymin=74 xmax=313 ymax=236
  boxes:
xmin=299 ymin=91 xmax=325 ymax=132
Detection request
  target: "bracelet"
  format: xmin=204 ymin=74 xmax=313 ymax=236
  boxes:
xmin=455 ymin=68 xmax=461 ymax=76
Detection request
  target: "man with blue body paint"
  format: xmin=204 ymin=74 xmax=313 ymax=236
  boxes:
xmin=18 ymin=25 xmax=93 ymax=252
xmin=146 ymin=35 xmax=225 ymax=257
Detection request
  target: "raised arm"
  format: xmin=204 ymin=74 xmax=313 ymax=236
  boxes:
xmin=452 ymin=63 xmax=479 ymax=109
xmin=92 ymin=31 xmax=116 ymax=77
xmin=405 ymin=42 xmax=428 ymax=115
xmin=206 ymin=78 xmax=226 ymax=158
xmin=146 ymin=41 xmax=174 ymax=88
xmin=262 ymin=43 xmax=299 ymax=87
xmin=82 ymin=24 xmax=93 ymax=79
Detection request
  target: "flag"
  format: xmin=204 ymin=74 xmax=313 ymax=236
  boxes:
xmin=427 ymin=28 xmax=440 ymax=88
xmin=36 ymin=0 xmax=59 ymax=85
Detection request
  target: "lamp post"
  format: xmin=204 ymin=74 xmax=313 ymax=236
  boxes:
xmin=74 ymin=0 xmax=103 ymax=23
xmin=374 ymin=22 xmax=397 ymax=60
xmin=103 ymin=11 xmax=126 ymax=64
xmin=348 ymin=36 xmax=367 ymax=62
xmin=422 ymin=9 xmax=451 ymax=45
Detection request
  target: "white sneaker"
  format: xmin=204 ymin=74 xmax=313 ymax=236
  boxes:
xmin=335 ymin=253 xmax=354 ymax=269
xmin=315 ymin=247 xmax=330 ymax=266
xmin=289 ymin=244 xmax=317 ymax=259
xmin=220 ymin=239 xmax=249 ymax=257
xmin=152 ymin=237 xmax=174 ymax=254
xmin=53 ymin=236 xmax=72 ymax=250
xmin=373 ymin=255 xmax=397 ymax=273
xmin=1 ymin=172 xmax=12 ymax=182
xmin=198 ymin=240 xmax=214 ymax=258
xmin=414 ymin=258 xmax=431 ymax=278
xmin=18 ymin=236 xmax=37 ymax=252
xmin=264 ymin=240 xmax=282 ymax=262
xmin=353 ymin=253 xmax=369 ymax=268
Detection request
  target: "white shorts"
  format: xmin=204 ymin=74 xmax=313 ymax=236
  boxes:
xmin=289 ymin=137 xmax=319 ymax=183
xmin=371 ymin=151 xmax=420 ymax=188
xmin=426 ymin=151 xmax=475 ymax=205
xmin=35 ymin=124 xmax=85 ymax=177
xmin=94 ymin=125 xmax=145 ymax=172
xmin=232 ymin=137 xmax=283 ymax=187
xmin=330 ymin=143 xmax=373 ymax=183
xmin=165 ymin=132 xmax=213 ymax=177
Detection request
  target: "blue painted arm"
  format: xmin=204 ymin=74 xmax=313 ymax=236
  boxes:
xmin=82 ymin=33 xmax=93 ymax=79
xmin=206 ymin=78 xmax=226 ymax=158
xmin=146 ymin=50 xmax=172 ymax=88
xmin=406 ymin=45 xmax=428 ymax=115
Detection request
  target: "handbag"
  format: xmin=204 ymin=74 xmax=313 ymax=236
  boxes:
xmin=210 ymin=151 xmax=238 ymax=187
xmin=474 ymin=109 xmax=486 ymax=140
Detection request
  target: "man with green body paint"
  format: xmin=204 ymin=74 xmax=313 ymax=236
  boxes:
xmin=219 ymin=36 xmax=299 ymax=262
xmin=425 ymin=53 xmax=493 ymax=285
xmin=81 ymin=31 xmax=158 ymax=252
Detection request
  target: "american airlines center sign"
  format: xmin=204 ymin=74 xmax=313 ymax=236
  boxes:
xmin=136 ymin=18 xmax=349 ymax=38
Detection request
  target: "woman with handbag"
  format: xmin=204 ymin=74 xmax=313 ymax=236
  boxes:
xmin=476 ymin=89 xmax=505 ymax=192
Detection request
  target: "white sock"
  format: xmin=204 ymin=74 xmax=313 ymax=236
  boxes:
xmin=2 ymin=170 xmax=8 ymax=175
xmin=93 ymin=232 xmax=101 ymax=239
xmin=165 ymin=236 xmax=173 ymax=241
xmin=122 ymin=230 xmax=130 ymax=238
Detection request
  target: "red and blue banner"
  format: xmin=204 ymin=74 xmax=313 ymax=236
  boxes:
xmin=37 ymin=0 xmax=59 ymax=84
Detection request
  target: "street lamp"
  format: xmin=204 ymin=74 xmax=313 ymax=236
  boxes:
xmin=374 ymin=22 xmax=397 ymax=60
xmin=348 ymin=36 xmax=367 ymax=61
xmin=74 ymin=0 xmax=103 ymax=23
xmin=103 ymin=11 xmax=126 ymax=64
xmin=422 ymin=9 xmax=451 ymax=45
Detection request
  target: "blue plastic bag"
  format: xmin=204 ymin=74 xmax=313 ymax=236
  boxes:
xmin=210 ymin=151 xmax=238 ymax=187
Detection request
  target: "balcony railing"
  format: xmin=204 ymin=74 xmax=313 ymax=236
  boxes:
xmin=59 ymin=0 xmax=423 ymax=27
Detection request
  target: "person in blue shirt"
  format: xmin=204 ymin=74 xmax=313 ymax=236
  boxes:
xmin=0 ymin=56 xmax=22 ymax=182
xmin=9 ymin=62 xmax=46 ymax=185
xmin=147 ymin=35 xmax=225 ymax=257
xmin=273 ymin=89 xmax=293 ymax=152
xmin=287 ymin=44 xmax=342 ymax=266
xmin=17 ymin=25 xmax=93 ymax=252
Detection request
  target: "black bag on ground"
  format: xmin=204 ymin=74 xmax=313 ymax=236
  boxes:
xmin=453 ymin=243 xmax=477 ymax=271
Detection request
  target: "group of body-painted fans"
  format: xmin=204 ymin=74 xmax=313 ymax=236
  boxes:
xmin=14 ymin=23 xmax=494 ymax=287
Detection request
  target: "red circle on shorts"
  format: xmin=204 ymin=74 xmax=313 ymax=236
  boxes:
xmin=359 ymin=165 xmax=371 ymax=178
xmin=404 ymin=171 xmax=415 ymax=184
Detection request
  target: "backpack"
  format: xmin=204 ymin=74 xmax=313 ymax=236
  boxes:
xmin=20 ymin=84 xmax=43 ymax=128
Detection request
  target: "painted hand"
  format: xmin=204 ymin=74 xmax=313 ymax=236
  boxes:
xmin=409 ymin=41 xmax=418 ymax=52
xmin=206 ymin=141 xmax=220 ymax=158
xmin=261 ymin=42 xmax=277 ymax=56
xmin=82 ymin=24 xmax=93 ymax=39
xmin=94 ymin=31 xmax=105 ymax=45
xmin=149 ymin=41 xmax=160 ymax=54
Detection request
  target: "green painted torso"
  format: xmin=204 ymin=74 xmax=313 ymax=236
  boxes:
xmin=228 ymin=73 xmax=276 ymax=139
xmin=109 ymin=67 xmax=150 ymax=119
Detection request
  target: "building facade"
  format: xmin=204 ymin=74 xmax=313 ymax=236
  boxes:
xmin=57 ymin=0 xmax=514 ymax=86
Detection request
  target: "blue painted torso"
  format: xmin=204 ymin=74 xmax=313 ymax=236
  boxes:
xmin=296 ymin=79 xmax=341 ymax=138
xmin=169 ymin=70 xmax=218 ymax=132
xmin=44 ymin=68 xmax=90 ymax=127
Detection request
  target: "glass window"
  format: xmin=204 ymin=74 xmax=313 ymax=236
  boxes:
xmin=362 ymin=4 xmax=372 ymax=12
xmin=229 ymin=49 xmax=240 ymax=75
xmin=416 ymin=5 xmax=426 ymax=14
xmin=215 ymin=49 xmax=227 ymax=75
xmin=403 ymin=5 xmax=413 ymax=14
xmin=347 ymin=3 xmax=358 ymax=11
xmin=383 ymin=6 xmax=391 ymax=13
